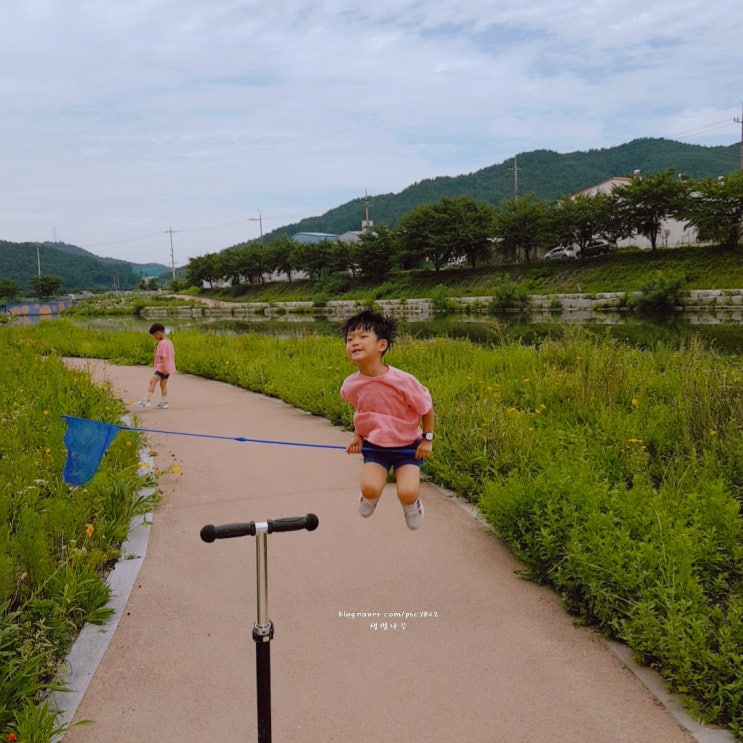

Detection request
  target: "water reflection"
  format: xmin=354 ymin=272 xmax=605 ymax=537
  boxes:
xmin=70 ymin=311 xmax=743 ymax=355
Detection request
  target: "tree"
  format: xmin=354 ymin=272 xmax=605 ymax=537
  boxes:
xmin=290 ymin=240 xmax=332 ymax=280
xmin=492 ymin=195 xmax=554 ymax=264
xmin=0 ymin=278 xmax=21 ymax=303
xmin=266 ymin=235 xmax=296 ymax=283
xmin=552 ymin=193 xmax=615 ymax=254
xmin=396 ymin=202 xmax=449 ymax=270
xmin=610 ymin=169 xmax=688 ymax=250
xmin=186 ymin=253 xmax=222 ymax=289
xmin=396 ymin=197 xmax=494 ymax=271
xmin=237 ymin=244 xmax=269 ymax=284
xmin=353 ymin=225 xmax=398 ymax=283
xmin=325 ymin=240 xmax=354 ymax=277
xmin=439 ymin=196 xmax=496 ymax=269
xmin=30 ymin=275 xmax=63 ymax=299
xmin=682 ymin=172 xmax=743 ymax=250
xmin=218 ymin=248 xmax=247 ymax=287
xmin=138 ymin=276 xmax=159 ymax=291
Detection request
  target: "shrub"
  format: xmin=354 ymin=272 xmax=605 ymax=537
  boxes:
xmin=488 ymin=281 xmax=530 ymax=312
xmin=430 ymin=283 xmax=455 ymax=312
xmin=628 ymin=270 xmax=687 ymax=314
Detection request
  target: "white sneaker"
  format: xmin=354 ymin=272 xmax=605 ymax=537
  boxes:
xmin=359 ymin=494 xmax=379 ymax=518
xmin=155 ymin=401 xmax=169 ymax=409
xmin=403 ymin=499 xmax=424 ymax=530
xmin=134 ymin=399 xmax=150 ymax=408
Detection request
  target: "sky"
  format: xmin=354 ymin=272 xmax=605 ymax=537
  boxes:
xmin=2 ymin=1 xmax=742 ymax=267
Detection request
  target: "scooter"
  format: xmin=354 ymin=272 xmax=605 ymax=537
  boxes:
xmin=200 ymin=513 xmax=320 ymax=742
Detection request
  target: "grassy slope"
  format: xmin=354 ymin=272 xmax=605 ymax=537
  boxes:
xmin=198 ymin=246 xmax=743 ymax=303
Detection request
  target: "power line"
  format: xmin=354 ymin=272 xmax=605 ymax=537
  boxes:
xmin=669 ymin=117 xmax=737 ymax=139
xmin=79 ymin=231 xmax=165 ymax=248
xmin=78 ymin=217 xmax=267 ymax=250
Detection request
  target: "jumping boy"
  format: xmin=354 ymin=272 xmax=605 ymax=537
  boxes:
xmin=340 ymin=310 xmax=435 ymax=530
xmin=134 ymin=322 xmax=175 ymax=409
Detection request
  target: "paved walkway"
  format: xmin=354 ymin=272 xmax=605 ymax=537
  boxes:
xmin=56 ymin=361 xmax=730 ymax=742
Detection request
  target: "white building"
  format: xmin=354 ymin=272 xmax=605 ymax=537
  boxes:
xmin=574 ymin=176 xmax=698 ymax=248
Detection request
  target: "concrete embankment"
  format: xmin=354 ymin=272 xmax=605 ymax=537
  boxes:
xmin=148 ymin=289 xmax=743 ymax=325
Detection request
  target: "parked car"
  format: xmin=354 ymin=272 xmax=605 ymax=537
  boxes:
xmin=544 ymin=246 xmax=577 ymax=261
xmin=580 ymin=239 xmax=616 ymax=257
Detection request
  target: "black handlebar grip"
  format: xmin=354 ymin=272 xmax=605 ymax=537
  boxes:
xmin=268 ymin=513 xmax=319 ymax=533
xmin=200 ymin=522 xmax=256 ymax=542
xmin=201 ymin=514 xmax=318 ymax=542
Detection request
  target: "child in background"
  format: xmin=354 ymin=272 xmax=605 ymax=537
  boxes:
xmin=134 ymin=323 xmax=176 ymax=409
xmin=340 ymin=310 xmax=435 ymax=530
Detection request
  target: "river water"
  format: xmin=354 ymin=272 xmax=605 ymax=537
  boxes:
xmin=62 ymin=311 xmax=743 ymax=356
xmin=11 ymin=299 xmax=743 ymax=354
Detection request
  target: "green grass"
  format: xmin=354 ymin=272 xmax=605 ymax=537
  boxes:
xmin=0 ymin=331 xmax=157 ymax=741
xmin=8 ymin=319 xmax=743 ymax=738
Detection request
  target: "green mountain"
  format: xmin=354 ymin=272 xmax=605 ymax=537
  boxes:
xmin=0 ymin=240 xmax=170 ymax=295
xmin=262 ymin=137 xmax=740 ymax=241
xmin=2 ymin=137 xmax=739 ymax=293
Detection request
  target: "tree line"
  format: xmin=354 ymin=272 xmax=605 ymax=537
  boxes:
xmin=185 ymin=169 xmax=743 ymax=289
xmin=0 ymin=275 xmax=64 ymax=304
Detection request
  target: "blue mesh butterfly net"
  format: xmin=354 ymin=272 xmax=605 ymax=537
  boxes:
xmin=61 ymin=415 xmax=417 ymax=486
xmin=62 ymin=416 xmax=122 ymax=486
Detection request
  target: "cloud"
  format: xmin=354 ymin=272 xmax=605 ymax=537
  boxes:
xmin=1 ymin=0 xmax=741 ymax=263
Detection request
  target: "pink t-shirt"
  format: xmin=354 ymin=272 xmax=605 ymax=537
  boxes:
xmin=154 ymin=338 xmax=176 ymax=375
xmin=340 ymin=365 xmax=433 ymax=447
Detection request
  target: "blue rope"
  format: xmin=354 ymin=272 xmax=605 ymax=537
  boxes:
xmin=62 ymin=416 xmax=418 ymax=454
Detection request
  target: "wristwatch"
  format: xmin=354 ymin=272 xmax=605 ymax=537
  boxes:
xmin=422 ymin=432 xmax=435 ymax=441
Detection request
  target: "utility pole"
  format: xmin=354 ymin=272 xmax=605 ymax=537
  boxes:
xmin=361 ymin=189 xmax=373 ymax=231
xmin=36 ymin=242 xmax=41 ymax=276
xmin=508 ymin=157 xmax=520 ymax=200
xmin=248 ymin=210 xmax=264 ymax=243
xmin=735 ymin=103 xmax=743 ymax=171
xmin=165 ymin=224 xmax=177 ymax=280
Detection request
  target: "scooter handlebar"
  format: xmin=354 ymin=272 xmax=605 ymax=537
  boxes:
xmin=269 ymin=513 xmax=319 ymax=533
xmin=200 ymin=513 xmax=319 ymax=542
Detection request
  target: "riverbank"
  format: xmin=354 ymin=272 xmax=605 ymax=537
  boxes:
xmin=147 ymin=287 xmax=743 ymax=326
xmin=193 ymin=245 xmax=743 ymax=303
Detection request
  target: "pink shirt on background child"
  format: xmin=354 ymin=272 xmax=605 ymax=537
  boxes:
xmin=154 ymin=338 xmax=176 ymax=376
xmin=340 ymin=365 xmax=433 ymax=447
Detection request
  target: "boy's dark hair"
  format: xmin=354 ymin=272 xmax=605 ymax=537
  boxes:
xmin=149 ymin=322 xmax=165 ymax=335
xmin=341 ymin=310 xmax=398 ymax=354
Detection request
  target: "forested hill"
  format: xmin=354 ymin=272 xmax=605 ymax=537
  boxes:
xmin=262 ymin=138 xmax=739 ymax=241
xmin=0 ymin=240 xmax=169 ymax=294
xmin=2 ymin=137 xmax=738 ymax=291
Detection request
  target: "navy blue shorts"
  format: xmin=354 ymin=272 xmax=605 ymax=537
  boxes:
xmin=362 ymin=440 xmax=421 ymax=472
xmin=154 ymin=371 xmax=170 ymax=380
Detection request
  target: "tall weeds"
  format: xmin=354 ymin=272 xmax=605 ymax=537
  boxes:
xmin=10 ymin=320 xmax=743 ymax=736
xmin=0 ymin=330 xmax=153 ymax=740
